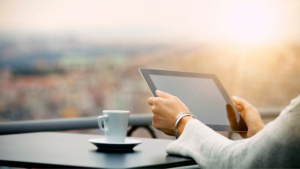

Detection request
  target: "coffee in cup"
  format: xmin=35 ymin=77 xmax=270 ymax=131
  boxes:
xmin=98 ymin=110 xmax=130 ymax=143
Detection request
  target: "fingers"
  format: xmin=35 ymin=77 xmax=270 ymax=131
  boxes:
xmin=156 ymin=90 xmax=174 ymax=99
xmin=148 ymin=90 xmax=174 ymax=105
xmin=152 ymin=114 xmax=160 ymax=130
xmin=226 ymin=104 xmax=236 ymax=118
xmin=234 ymin=103 xmax=243 ymax=112
xmin=147 ymin=97 xmax=165 ymax=106
xmin=148 ymin=97 xmax=154 ymax=106
xmin=232 ymin=96 xmax=252 ymax=110
xmin=232 ymin=97 xmax=243 ymax=112
xmin=231 ymin=96 xmax=241 ymax=104
xmin=226 ymin=104 xmax=238 ymax=130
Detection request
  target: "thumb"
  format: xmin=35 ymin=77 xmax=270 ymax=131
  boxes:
xmin=232 ymin=96 xmax=251 ymax=109
xmin=156 ymin=90 xmax=173 ymax=99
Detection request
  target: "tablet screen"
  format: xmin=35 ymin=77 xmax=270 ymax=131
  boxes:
xmin=149 ymin=75 xmax=234 ymax=125
xmin=140 ymin=68 xmax=247 ymax=131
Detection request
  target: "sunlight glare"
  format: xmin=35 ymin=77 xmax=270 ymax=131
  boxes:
xmin=219 ymin=1 xmax=280 ymax=44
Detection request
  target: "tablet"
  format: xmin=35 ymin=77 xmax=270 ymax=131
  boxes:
xmin=140 ymin=68 xmax=247 ymax=131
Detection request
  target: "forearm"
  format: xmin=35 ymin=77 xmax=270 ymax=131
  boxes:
xmin=166 ymin=103 xmax=300 ymax=168
xmin=167 ymin=119 xmax=236 ymax=168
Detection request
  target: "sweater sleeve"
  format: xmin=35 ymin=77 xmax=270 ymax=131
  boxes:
xmin=166 ymin=95 xmax=300 ymax=168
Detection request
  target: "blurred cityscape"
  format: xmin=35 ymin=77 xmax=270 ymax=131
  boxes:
xmin=0 ymin=34 xmax=300 ymax=123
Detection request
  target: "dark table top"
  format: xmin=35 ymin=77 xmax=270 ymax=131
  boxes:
xmin=0 ymin=132 xmax=195 ymax=168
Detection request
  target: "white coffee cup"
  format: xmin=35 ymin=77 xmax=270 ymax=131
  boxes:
xmin=98 ymin=110 xmax=130 ymax=143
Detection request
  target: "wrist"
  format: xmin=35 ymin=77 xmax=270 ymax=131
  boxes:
xmin=257 ymin=122 xmax=265 ymax=132
xmin=250 ymin=122 xmax=265 ymax=137
xmin=177 ymin=116 xmax=193 ymax=137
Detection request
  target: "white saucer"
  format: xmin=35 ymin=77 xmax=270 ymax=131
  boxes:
xmin=89 ymin=138 xmax=142 ymax=152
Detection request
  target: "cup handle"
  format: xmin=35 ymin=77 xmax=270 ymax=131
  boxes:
xmin=98 ymin=115 xmax=109 ymax=132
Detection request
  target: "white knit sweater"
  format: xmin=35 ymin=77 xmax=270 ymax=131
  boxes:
xmin=166 ymin=95 xmax=300 ymax=168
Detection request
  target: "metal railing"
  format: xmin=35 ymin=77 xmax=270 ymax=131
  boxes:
xmin=0 ymin=107 xmax=283 ymax=137
xmin=0 ymin=114 xmax=153 ymax=136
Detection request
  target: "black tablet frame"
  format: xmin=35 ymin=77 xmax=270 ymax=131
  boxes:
xmin=139 ymin=68 xmax=247 ymax=132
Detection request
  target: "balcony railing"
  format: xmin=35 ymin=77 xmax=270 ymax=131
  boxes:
xmin=0 ymin=107 xmax=284 ymax=138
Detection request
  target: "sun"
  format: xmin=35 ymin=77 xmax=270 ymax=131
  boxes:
xmin=219 ymin=0 xmax=280 ymax=44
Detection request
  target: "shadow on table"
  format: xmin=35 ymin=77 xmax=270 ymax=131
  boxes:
xmin=90 ymin=149 xmax=141 ymax=153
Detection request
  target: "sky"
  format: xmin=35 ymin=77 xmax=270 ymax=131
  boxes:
xmin=0 ymin=0 xmax=300 ymax=43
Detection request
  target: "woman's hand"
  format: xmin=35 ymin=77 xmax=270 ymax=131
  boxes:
xmin=232 ymin=96 xmax=265 ymax=138
xmin=147 ymin=90 xmax=192 ymax=136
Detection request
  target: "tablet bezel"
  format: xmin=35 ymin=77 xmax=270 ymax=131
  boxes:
xmin=140 ymin=68 xmax=247 ymax=132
